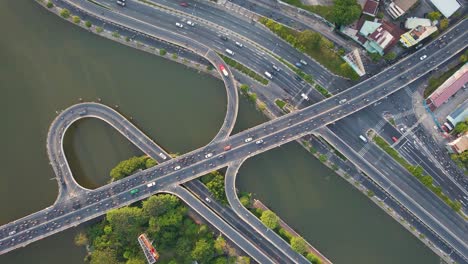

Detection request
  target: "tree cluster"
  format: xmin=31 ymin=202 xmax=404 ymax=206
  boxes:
xmin=110 ymin=156 xmax=156 ymax=181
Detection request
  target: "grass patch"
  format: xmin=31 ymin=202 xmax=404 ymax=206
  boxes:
xmin=260 ymin=18 xmax=359 ymax=80
xmin=388 ymin=118 xmax=396 ymax=126
xmin=372 ymin=134 xmax=462 ymax=212
xmin=219 ymin=54 xmax=269 ymax=85
xmin=315 ymin=84 xmax=331 ymax=98
xmin=275 ymin=99 xmax=286 ymax=109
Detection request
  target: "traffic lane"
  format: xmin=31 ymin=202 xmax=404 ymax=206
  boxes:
xmin=318 ymin=129 xmax=468 ymax=261
xmin=148 ymin=0 xmax=335 ymax=80
xmin=184 ymin=181 xmax=295 ymax=263
xmin=118 ymin=0 xmax=312 ymax=97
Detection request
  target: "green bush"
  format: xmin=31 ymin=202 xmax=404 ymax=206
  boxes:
xmin=240 ymin=84 xmax=250 ymax=95
xmin=96 ymin=27 xmax=103 ymax=33
xmin=60 ymin=9 xmax=70 ymax=18
xmin=72 ymin=16 xmax=80 ymax=24
xmin=278 ymin=228 xmax=293 ymax=242
xmin=275 ymin=99 xmax=286 ymax=109
xmin=85 ymin=21 xmax=92 ymax=28
xmin=172 ymin=53 xmax=178 ymax=59
xmin=112 ymin=31 xmax=120 ymax=38
xmin=159 ymin=49 xmax=167 ymax=56
xmin=318 ymin=154 xmax=328 ymax=162
xmin=46 ymin=1 xmax=53 ymax=8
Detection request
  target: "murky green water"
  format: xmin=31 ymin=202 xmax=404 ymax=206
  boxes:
xmin=0 ymin=1 xmax=437 ymax=263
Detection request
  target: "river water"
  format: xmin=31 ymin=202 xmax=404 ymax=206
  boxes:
xmin=0 ymin=1 xmax=436 ymax=263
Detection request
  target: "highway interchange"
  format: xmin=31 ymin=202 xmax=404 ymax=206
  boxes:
xmin=1 ymin=0 xmax=468 ymax=263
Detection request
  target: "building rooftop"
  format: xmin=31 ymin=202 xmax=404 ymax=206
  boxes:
xmin=405 ymin=17 xmax=432 ymax=29
xmin=429 ymin=0 xmax=461 ymax=18
xmin=428 ymin=63 xmax=468 ymax=108
xmin=363 ymin=0 xmax=379 ymax=16
xmin=447 ymin=100 xmax=468 ymax=126
xmin=448 ymin=132 xmax=468 ymax=154
xmin=393 ymin=0 xmax=418 ymax=12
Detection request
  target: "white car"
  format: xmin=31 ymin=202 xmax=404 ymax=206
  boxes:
xmin=159 ymin=153 xmax=167 ymax=160
xmin=186 ymin=20 xmax=195 ymax=26
xmin=420 ymin=54 xmax=427 ymax=60
xmin=300 ymin=59 xmax=308 ymax=65
xmin=244 ymin=137 xmax=253 ymax=143
xmin=175 ymin=22 xmax=184 ymax=28
xmin=117 ymin=0 xmax=125 ymax=7
xmin=301 ymin=93 xmax=309 ymax=100
xmin=235 ymin=41 xmax=243 ymax=48
xmin=205 ymin=153 xmax=213 ymax=158
xmin=205 ymin=197 xmax=211 ymax=202
xmin=174 ymin=165 xmax=181 ymax=171
xmin=255 ymin=139 xmax=264 ymax=145
xmin=146 ymin=182 xmax=156 ymax=187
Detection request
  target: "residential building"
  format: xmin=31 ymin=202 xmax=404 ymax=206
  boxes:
xmin=426 ymin=63 xmax=468 ymax=110
xmin=343 ymin=49 xmax=366 ymax=76
xmin=363 ymin=0 xmax=379 ymax=17
xmin=404 ymin=17 xmax=432 ymax=29
xmin=447 ymin=100 xmax=468 ymax=127
xmin=447 ymin=132 xmax=468 ymax=154
xmin=429 ymin=0 xmax=461 ymax=18
xmin=341 ymin=17 xmax=403 ymax=55
xmin=400 ymin=25 xmax=438 ymax=47
xmin=386 ymin=0 xmax=418 ymax=19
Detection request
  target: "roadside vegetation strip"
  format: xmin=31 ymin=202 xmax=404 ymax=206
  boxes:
xmin=372 ymin=134 xmax=462 ymax=213
xmin=218 ymin=54 xmax=269 ymax=85
xmin=260 ymin=17 xmax=359 ymax=80
xmin=275 ymin=99 xmax=286 ymax=109
xmin=86 ymin=0 xmax=110 ymax=10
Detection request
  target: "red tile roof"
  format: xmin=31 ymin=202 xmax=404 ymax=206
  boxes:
xmin=363 ymin=0 xmax=379 ymax=16
xmin=429 ymin=70 xmax=468 ymax=108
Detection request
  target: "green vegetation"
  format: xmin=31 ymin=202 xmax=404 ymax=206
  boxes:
xmin=206 ymin=65 xmax=214 ymax=71
xmin=85 ymin=21 xmax=92 ymax=28
xmin=384 ymin=52 xmax=397 ymax=61
xmin=369 ymin=52 xmax=382 ymax=62
xmin=110 ymin=156 xmax=157 ymax=181
xmin=440 ymin=18 xmax=449 ymax=31
xmin=60 ymin=9 xmax=70 ymax=18
xmin=125 ymin=36 xmax=130 ymax=42
xmin=366 ymin=190 xmax=375 ymax=197
xmin=218 ymin=54 xmax=269 ymax=85
xmin=240 ymin=84 xmax=250 ymax=95
xmin=172 ymin=53 xmax=178 ymax=59
xmin=425 ymin=63 xmax=461 ymax=97
xmin=451 ymin=151 xmax=468 ymax=171
xmin=95 ymin=27 xmax=103 ymax=33
xmin=427 ymin=11 xmax=442 ymax=21
xmin=318 ymin=154 xmax=328 ymax=162
xmin=460 ymin=49 xmax=468 ymax=63
xmin=388 ymin=117 xmax=396 ymax=126
xmin=373 ymin=134 xmax=462 ymax=212
xmin=281 ymin=0 xmax=361 ymax=26
xmin=72 ymin=16 xmax=80 ymax=24
xmin=200 ymin=171 xmax=228 ymax=205
xmin=260 ymin=210 xmax=279 ymax=229
xmin=275 ymin=99 xmax=286 ymax=109
xmin=452 ymin=118 xmax=468 ymax=135
xmin=46 ymin=1 xmax=53 ymax=8
xmin=159 ymin=49 xmax=167 ymax=56
xmin=291 ymin=237 xmax=308 ymax=255
xmin=79 ymin=193 xmax=248 ymax=263
xmin=309 ymin=146 xmax=317 ymax=154
xmin=307 ymin=253 xmax=322 ymax=264
xmin=315 ymin=84 xmax=331 ymax=98
xmin=112 ymin=31 xmax=120 ymax=38
xmin=259 ymin=18 xmax=359 ymax=80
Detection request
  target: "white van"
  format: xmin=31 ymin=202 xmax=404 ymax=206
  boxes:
xmin=359 ymin=135 xmax=368 ymax=143
xmin=225 ymin=49 xmax=235 ymax=56
xmin=301 ymin=93 xmax=309 ymax=100
xmin=264 ymin=71 xmax=273 ymax=79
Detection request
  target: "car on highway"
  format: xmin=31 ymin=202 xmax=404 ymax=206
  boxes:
xmin=235 ymin=41 xmax=243 ymax=48
xmin=8 ymin=231 xmax=16 ymax=236
xmin=420 ymin=54 xmax=427 ymax=60
xmin=244 ymin=137 xmax=253 ymax=143
xmin=219 ymin=34 xmax=228 ymax=41
xmin=130 ymin=188 xmax=139 ymax=195
xmin=301 ymin=93 xmax=309 ymax=100
xmin=159 ymin=153 xmax=167 ymax=160
xmin=179 ymin=2 xmax=188 ymax=7
xmin=392 ymin=136 xmax=398 ymax=143
xmin=300 ymin=59 xmax=308 ymax=65
xmin=117 ymin=0 xmax=125 ymax=7
xmin=186 ymin=20 xmax=196 ymax=26
xmin=175 ymin=22 xmax=184 ymax=28
xmin=146 ymin=182 xmax=156 ymax=187
xmin=174 ymin=165 xmax=181 ymax=171
xmin=272 ymin=64 xmax=280 ymax=71
xmin=205 ymin=197 xmax=211 ymax=202
xmin=295 ymin=62 xmax=302 ymax=68
xmin=225 ymin=49 xmax=235 ymax=56
xmin=339 ymin=99 xmax=347 ymax=104
xmin=224 ymin=145 xmax=231 ymax=151
xmin=205 ymin=153 xmax=213 ymax=158
xmin=359 ymin=135 xmax=368 ymax=143
xmin=255 ymin=139 xmax=264 ymax=145
xmin=219 ymin=64 xmax=229 ymax=77
xmin=264 ymin=71 xmax=273 ymax=79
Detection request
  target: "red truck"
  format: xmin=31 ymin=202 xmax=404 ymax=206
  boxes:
xmin=224 ymin=145 xmax=231 ymax=151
